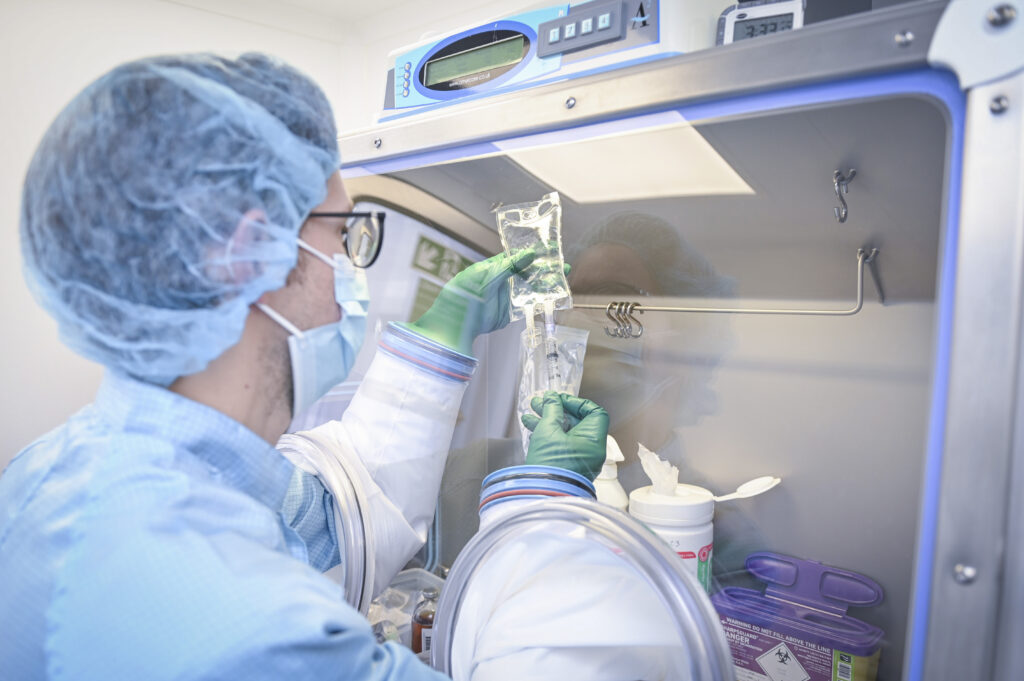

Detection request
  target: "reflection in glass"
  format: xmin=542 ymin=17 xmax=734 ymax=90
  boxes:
xmin=563 ymin=212 xmax=735 ymax=490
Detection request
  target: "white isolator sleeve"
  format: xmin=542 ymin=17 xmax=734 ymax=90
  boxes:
xmin=452 ymin=522 xmax=687 ymax=681
xmin=281 ymin=323 xmax=475 ymax=597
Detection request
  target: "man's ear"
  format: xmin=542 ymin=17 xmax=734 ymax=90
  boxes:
xmin=206 ymin=209 xmax=268 ymax=286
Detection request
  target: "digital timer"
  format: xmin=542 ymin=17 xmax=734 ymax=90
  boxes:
xmin=716 ymin=0 xmax=805 ymax=46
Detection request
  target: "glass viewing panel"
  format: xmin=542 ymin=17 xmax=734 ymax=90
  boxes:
xmin=377 ymin=91 xmax=955 ymax=681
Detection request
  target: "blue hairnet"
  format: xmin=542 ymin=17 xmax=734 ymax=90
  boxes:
xmin=20 ymin=53 xmax=340 ymax=385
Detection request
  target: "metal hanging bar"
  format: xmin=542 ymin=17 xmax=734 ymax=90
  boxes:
xmin=576 ymin=248 xmax=878 ymax=336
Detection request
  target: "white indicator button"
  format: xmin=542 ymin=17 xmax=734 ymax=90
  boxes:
xmin=402 ymin=89 xmax=409 ymax=97
xmin=580 ymin=17 xmax=594 ymax=34
xmin=548 ymin=26 xmax=560 ymax=43
xmin=597 ymin=12 xmax=611 ymax=30
xmin=564 ymin=22 xmax=577 ymax=38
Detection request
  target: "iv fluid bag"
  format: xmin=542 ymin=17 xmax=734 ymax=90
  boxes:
xmin=496 ymin=192 xmax=572 ymax=321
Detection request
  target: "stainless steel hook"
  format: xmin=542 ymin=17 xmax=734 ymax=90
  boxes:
xmin=833 ymin=168 xmax=857 ymax=223
xmin=603 ymin=301 xmax=645 ymax=338
xmin=626 ymin=302 xmax=644 ymax=338
xmin=614 ymin=302 xmax=632 ymax=338
xmin=604 ymin=302 xmax=622 ymax=338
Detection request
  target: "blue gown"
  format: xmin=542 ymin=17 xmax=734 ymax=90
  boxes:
xmin=0 ymin=325 xmax=471 ymax=680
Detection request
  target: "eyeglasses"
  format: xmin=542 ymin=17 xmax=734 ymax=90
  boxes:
xmin=306 ymin=211 xmax=385 ymax=268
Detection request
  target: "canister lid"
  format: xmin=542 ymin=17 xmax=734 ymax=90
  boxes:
xmin=628 ymin=484 xmax=715 ymax=525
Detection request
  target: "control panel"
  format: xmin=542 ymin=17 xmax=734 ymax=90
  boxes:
xmin=381 ymin=0 xmax=732 ymax=118
xmin=536 ymin=0 xmax=628 ymax=58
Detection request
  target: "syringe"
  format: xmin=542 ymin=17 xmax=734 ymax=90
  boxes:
xmin=541 ymin=299 xmax=562 ymax=392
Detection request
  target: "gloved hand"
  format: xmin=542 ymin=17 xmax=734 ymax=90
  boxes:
xmin=404 ymin=249 xmax=537 ymax=356
xmin=521 ymin=391 xmax=609 ymax=481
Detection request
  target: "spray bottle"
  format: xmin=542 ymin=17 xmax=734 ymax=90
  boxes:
xmin=594 ymin=435 xmax=629 ymax=512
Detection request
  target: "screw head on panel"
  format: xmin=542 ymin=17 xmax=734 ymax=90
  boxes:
xmin=373 ymin=138 xmax=382 ymax=149
xmin=565 ymin=97 xmax=577 ymax=109
xmin=987 ymin=4 xmax=1017 ymax=27
xmin=953 ymin=563 xmax=978 ymax=585
xmin=894 ymin=30 xmax=915 ymax=47
xmin=990 ymin=96 xmax=1010 ymax=114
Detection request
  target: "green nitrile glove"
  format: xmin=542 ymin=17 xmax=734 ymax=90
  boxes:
xmin=403 ymin=249 xmax=537 ymax=356
xmin=521 ymin=391 xmax=610 ymax=481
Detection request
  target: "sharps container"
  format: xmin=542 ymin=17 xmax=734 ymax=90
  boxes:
xmin=712 ymin=552 xmax=885 ymax=681
xmin=628 ymin=484 xmax=715 ymax=592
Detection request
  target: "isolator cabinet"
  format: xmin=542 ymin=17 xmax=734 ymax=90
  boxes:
xmin=330 ymin=2 xmax=1024 ymax=678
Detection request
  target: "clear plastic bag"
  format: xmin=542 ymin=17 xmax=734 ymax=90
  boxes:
xmin=496 ymin=192 xmax=572 ymax=322
xmin=518 ymin=325 xmax=590 ymax=455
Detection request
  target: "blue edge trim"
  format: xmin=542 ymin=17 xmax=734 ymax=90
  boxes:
xmin=347 ymin=68 xmax=965 ymax=678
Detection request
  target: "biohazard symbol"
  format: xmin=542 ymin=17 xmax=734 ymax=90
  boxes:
xmin=776 ymin=649 xmax=791 ymax=665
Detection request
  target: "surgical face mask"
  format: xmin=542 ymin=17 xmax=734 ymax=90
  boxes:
xmin=257 ymin=238 xmax=370 ymax=416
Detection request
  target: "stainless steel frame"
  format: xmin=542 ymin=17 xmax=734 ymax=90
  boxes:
xmin=927 ymin=68 xmax=1024 ymax=681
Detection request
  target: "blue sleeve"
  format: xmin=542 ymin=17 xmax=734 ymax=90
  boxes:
xmin=281 ymin=466 xmax=341 ymax=571
xmin=49 ymin=473 xmax=449 ymax=681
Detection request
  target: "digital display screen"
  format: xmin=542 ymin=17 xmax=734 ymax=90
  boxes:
xmin=733 ymin=13 xmax=794 ymax=41
xmin=424 ymin=35 xmax=525 ymax=87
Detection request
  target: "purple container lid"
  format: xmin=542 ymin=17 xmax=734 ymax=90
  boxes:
xmin=711 ymin=552 xmax=885 ymax=656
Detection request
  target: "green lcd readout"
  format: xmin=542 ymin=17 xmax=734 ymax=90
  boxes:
xmin=424 ymin=35 xmax=525 ymax=87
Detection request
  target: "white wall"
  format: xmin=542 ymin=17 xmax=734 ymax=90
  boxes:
xmin=0 ymin=0 xmax=529 ymax=468
xmin=0 ymin=0 xmax=354 ymax=466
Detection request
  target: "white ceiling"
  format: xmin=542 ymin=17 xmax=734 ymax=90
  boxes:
xmin=278 ymin=0 xmax=547 ymax=24
xmin=272 ymin=0 xmax=414 ymax=22
xmin=167 ymin=0 xmax=540 ymax=44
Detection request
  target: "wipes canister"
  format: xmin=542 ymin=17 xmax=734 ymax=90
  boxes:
xmin=628 ymin=484 xmax=714 ymax=592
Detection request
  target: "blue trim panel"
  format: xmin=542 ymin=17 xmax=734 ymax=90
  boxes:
xmin=903 ymin=73 xmax=965 ymax=681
